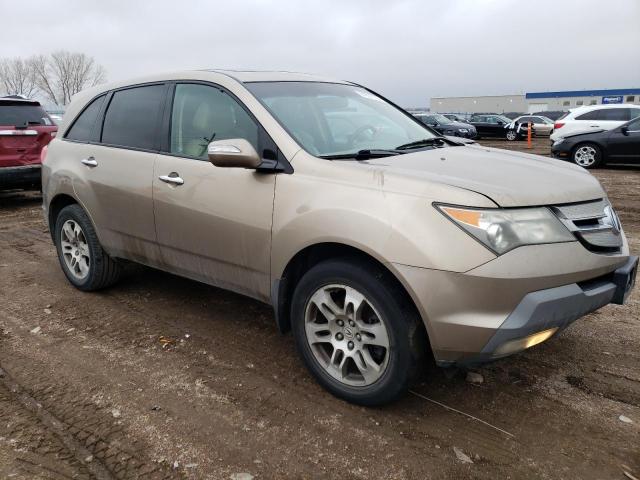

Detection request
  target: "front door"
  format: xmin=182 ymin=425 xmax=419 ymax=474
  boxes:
xmin=607 ymin=117 xmax=640 ymax=163
xmin=153 ymin=83 xmax=276 ymax=301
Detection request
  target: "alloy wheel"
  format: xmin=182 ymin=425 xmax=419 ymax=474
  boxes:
xmin=574 ymin=145 xmax=597 ymax=167
xmin=60 ymin=219 xmax=90 ymax=280
xmin=304 ymin=284 xmax=390 ymax=386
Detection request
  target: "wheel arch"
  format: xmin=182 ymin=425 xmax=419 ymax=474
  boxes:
xmin=272 ymin=242 xmax=428 ymax=345
xmin=48 ymin=193 xmax=79 ymax=241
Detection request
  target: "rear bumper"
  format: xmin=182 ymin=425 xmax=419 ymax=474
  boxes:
xmin=0 ymin=164 xmax=41 ymax=189
xmin=391 ymin=241 xmax=634 ymax=366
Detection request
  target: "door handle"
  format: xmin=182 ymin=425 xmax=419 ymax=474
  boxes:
xmin=159 ymin=174 xmax=184 ymax=186
xmin=81 ymin=157 xmax=98 ymax=167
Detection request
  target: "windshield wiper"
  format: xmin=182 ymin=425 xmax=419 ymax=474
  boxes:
xmin=395 ymin=138 xmax=446 ymax=150
xmin=319 ymin=149 xmax=403 ymax=160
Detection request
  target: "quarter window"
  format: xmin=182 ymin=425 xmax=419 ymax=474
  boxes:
xmin=170 ymin=84 xmax=259 ymax=159
xmin=65 ymin=95 xmax=105 ymax=142
xmin=101 ymin=85 xmax=166 ymax=150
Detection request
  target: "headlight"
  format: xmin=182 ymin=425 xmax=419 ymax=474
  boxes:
xmin=458 ymin=128 xmax=469 ymax=133
xmin=436 ymin=205 xmax=574 ymax=254
xmin=552 ymin=138 xmax=565 ymax=147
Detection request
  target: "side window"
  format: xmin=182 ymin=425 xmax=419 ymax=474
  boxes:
xmin=65 ymin=95 xmax=106 ymax=142
xmin=576 ymin=109 xmax=604 ymax=121
xmin=170 ymin=84 xmax=259 ymax=159
xmin=101 ymin=85 xmax=166 ymax=150
xmin=601 ymin=108 xmax=630 ymax=121
xmin=519 ymin=116 xmax=532 ymax=123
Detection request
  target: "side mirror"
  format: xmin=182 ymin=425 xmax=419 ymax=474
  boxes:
xmin=208 ymin=138 xmax=261 ymax=169
xmin=621 ymin=125 xmax=629 ymax=136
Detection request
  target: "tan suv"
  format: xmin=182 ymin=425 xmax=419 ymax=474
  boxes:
xmin=42 ymin=70 xmax=637 ymax=405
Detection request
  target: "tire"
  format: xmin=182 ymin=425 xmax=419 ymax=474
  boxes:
xmin=505 ymin=129 xmax=518 ymax=141
xmin=572 ymin=142 xmax=602 ymax=169
xmin=291 ymin=259 xmax=425 ymax=406
xmin=54 ymin=204 xmax=121 ymax=291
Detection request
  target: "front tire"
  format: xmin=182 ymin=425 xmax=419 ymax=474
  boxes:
xmin=505 ymin=129 xmax=518 ymax=141
xmin=54 ymin=204 xmax=121 ymax=291
xmin=291 ymin=259 xmax=425 ymax=406
xmin=572 ymin=142 xmax=602 ymax=169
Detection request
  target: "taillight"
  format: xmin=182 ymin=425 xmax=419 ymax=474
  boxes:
xmin=554 ymin=122 xmax=564 ymax=129
xmin=40 ymin=145 xmax=48 ymax=164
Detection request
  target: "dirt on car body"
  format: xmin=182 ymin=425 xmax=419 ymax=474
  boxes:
xmin=0 ymin=144 xmax=639 ymax=479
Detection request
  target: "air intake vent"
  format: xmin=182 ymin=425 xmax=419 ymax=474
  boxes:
xmin=551 ymin=199 xmax=622 ymax=253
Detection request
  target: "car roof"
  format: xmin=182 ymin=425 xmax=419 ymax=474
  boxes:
xmin=204 ymin=69 xmax=351 ymax=84
xmin=569 ymin=103 xmax=640 ymax=113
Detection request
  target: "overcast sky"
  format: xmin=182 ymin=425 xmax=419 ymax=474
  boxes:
xmin=2 ymin=0 xmax=639 ymax=106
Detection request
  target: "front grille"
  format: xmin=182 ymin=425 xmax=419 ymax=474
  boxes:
xmin=551 ymin=199 xmax=622 ymax=253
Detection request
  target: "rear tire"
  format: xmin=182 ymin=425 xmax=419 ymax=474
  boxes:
xmin=572 ymin=142 xmax=602 ymax=169
xmin=54 ymin=204 xmax=121 ymax=291
xmin=505 ymin=129 xmax=518 ymax=141
xmin=291 ymin=259 xmax=425 ymax=406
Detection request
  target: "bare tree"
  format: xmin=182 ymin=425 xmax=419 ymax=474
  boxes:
xmin=0 ymin=57 xmax=38 ymax=98
xmin=32 ymin=51 xmax=106 ymax=106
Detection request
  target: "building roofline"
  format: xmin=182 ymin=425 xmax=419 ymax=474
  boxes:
xmin=526 ymin=88 xmax=640 ymax=99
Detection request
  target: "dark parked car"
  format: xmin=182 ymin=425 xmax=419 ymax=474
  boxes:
xmin=413 ymin=113 xmax=477 ymax=138
xmin=532 ymin=110 xmax=566 ymax=121
xmin=551 ymin=116 xmax=640 ymax=168
xmin=0 ymin=96 xmax=57 ymax=190
xmin=469 ymin=114 xmax=524 ymax=140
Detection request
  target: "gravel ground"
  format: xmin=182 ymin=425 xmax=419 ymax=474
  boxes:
xmin=0 ymin=138 xmax=638 ymax=479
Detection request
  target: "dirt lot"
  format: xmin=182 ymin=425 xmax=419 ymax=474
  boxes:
xmin=0 ymin=138 xmax=638 ymax=479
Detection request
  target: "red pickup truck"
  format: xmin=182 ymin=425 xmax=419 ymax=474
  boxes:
xmin=0 ymin=96 xmax=57 ymax=190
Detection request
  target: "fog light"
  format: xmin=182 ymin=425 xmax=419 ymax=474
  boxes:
xmin=493 ymin=328 xmax=558 ymax=356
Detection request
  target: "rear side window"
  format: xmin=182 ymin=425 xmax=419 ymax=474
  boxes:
xmin=65 ymin=95 xmax=105 ymax=142
xmin=0 ymin=101 xmax=53 ymax=126
xmin=101 ymin=85 xmax=165 ymax=150
xmin=576 ymin=108 xmax=629 ymax=121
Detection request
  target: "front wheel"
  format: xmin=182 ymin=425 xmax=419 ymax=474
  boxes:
xmin=505 ymin=129 xmax=518 ymax=141
xmin=572 ymin=143 xmax=602 ymax=169
xmin=291 ymin=259 xmax=425 ymax=406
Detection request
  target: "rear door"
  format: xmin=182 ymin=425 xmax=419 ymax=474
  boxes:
xmin=71 ymin=84 xmax=168 ymax=263
xmin=574 ymin=108 xmax=630 ymax=133
xmin=0 ymin=100 xmax=56 ymax=168
xmin=152 ymin=82 xmax=276 ymax=301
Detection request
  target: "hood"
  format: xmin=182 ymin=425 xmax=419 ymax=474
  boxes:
xmin=562 ymin=128 xmax=606 ymax=140
xmin=366 ymin=144 xmax=604 ymax=207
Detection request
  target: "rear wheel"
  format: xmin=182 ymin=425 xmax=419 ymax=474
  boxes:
xmin=505 ymin=129 xmax=518 ymax=141
xmin=291 ymin=259 xmax=425 ymax=406
xmin=572 ymin=143 xmax=602 ymax=169
xmin=54 ymin=204 xmax=121 ymax=291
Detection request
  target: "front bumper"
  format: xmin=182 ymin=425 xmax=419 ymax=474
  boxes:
xmin=392 ymin=241 xmax=634 ymax=366
xmin=0 ymin=164 xmax=41 ymax=189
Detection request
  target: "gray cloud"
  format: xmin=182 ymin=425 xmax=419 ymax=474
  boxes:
xmin=3 ymin=0 xmax=639 ymax=106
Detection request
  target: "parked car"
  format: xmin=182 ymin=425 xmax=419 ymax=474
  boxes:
xmin=469 ymin=113 xmax=524 ymax=140
xmin=550 ymin=104 xmax=640 ymax=142
xmin=551 ymin=115 xmax=640 ymax=168
xmin=502 ymin=112 xmax=525 ymax=120
xmin=413 ymin=113 xmax=477 ymax=138
xmin=43 ymin=71 xmax=637 ymax=406
xmin=442 ymin=113 xmax=464 ymax=122
xmin=513 ymin=115 xmax=554 ymax=136
xmin=532 ymin=110 xmax=566 ymax=121
xmin=0 ymin=96 xmax=57 ymax=190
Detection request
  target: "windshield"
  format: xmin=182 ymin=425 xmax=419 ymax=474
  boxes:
xmin=497 ymin=115 xmax=512 ymax=124
xmin=430 ymin=114 xmax=452 ymax=124
xmin=245 ymin=82 xmax=438 ymax=157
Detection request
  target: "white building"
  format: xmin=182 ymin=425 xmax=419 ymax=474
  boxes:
xmin=431 ymin=88 xmax=640 ymax=114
